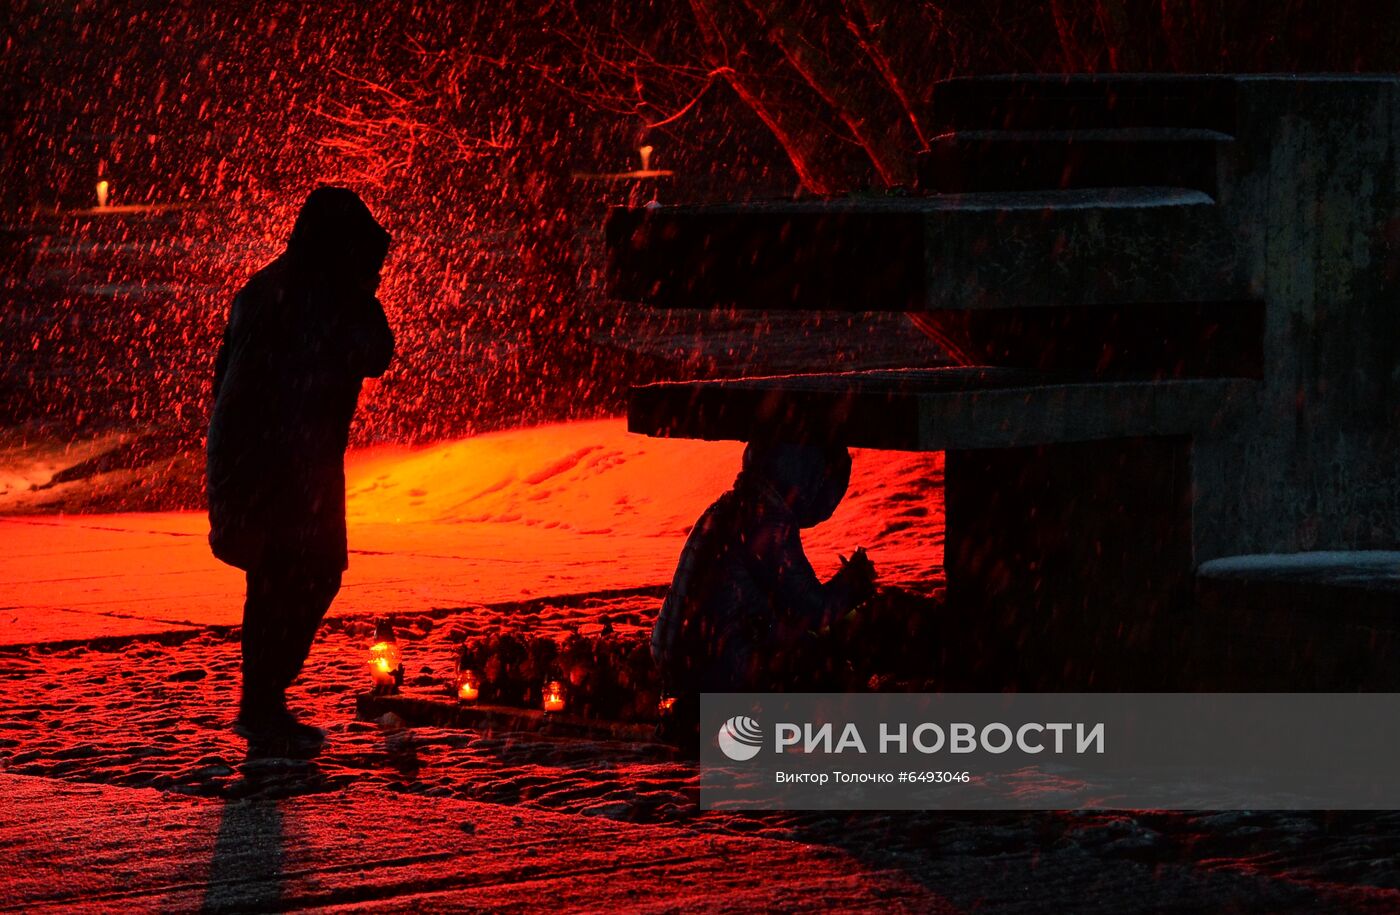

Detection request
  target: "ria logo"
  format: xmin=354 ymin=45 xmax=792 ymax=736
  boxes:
xmin=717 ymin=715 xmax=764 ymax=761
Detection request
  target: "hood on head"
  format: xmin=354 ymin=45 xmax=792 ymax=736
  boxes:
xmin=739 ymin=442 xmax=851 ymax=528
xmin=287 ymin=186 xmax=391 ymax=277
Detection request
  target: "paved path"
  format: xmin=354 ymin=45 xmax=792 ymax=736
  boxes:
xmin=2 ymin=774 xmax=946 ymax=913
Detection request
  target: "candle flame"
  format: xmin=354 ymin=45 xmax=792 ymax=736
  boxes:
xmin=543 ymin=679 xmax=565 ymax=712
xmin=368 ymin=640 xmax=401 ymax=685
xmin=456 ymin=669 xmax=480 ymax=701
xmin=96 ymin=180 xmax=110 ymax=208
xmin=638 ymin=145 xmax=653 ymax=172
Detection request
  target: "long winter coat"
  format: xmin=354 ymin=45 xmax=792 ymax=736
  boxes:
xmin=207 ymin=187 xmax=394 ymax=571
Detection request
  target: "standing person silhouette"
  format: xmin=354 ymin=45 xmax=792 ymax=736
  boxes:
xmin=207 ymin=187 xmax=394 ymax=747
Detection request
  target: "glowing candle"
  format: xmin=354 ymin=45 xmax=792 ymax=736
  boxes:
xmin=368 ymin=640 xmax=401 ymax=688
xmin=455 ymin=668 xmax=480 ymax=702
xmin=367 ymin=620 xmax=402 ymax=691
xmin=639 ymin=145 xmax=654 ymax=172
xmin=96 ymin=179 xmax=110 ymax=208
xmin=542 ymin=680 xmax=566 ymax=713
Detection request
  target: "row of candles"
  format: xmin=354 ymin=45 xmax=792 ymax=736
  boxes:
xmin=368 ymin=628 xmax=567 ymax=713
xmin=86 ymin=141 xmax=667 ymax=213
xmin=453 ymin=667 xmax=566 ymax=713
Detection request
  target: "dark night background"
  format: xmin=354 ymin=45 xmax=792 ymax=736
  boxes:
xmin=5 ymin=0 xmax=1398 ymax=456
xmin=5 ymin=4 xmax=1400 ymax=912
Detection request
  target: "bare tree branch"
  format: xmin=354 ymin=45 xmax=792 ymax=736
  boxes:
xmin=688 ymin=0 xmax=851 ymax=193
xmin=741 ymin=0 xmax=917 ymax=186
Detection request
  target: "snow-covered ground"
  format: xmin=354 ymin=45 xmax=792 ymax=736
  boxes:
xmin=4 ymin=576 xmax=1399 ymax=911
xmin=3 ymin=418 xmax=1399 ymax=911
xmin=0 ymin=418 xmax=943 ymax=644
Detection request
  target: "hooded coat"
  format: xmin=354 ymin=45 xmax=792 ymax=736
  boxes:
xmin=651 ymin=442 xmax=864 ymax=692
xmin=207 ymin=187 xmax=394 ymax=571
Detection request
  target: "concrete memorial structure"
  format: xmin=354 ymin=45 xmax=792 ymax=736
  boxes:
xmin=608 ymin=75 xmax=1400 ymax=688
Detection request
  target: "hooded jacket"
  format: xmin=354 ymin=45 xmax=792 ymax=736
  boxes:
xmin=207 ymin=187 xmax=394 ymax=570
xmin=651 ymin=442 xmax=861 ymax=692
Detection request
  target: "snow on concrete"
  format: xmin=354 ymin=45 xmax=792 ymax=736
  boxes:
xmin=1198 ymin=551 xmax=1400 ymax=579
xmin=4 ymin=774 xmax=946 ymax=913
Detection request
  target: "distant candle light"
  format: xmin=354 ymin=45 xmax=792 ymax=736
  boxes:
xmin=570 ymin=142 xmax=673 ymax=183
xmin=96 ymin=179 xmax=110 ymax=208
xmin=455 ymin=668 xmax=480 ymax=702
xmin=543 ymin=680 xmax=566 ymax=713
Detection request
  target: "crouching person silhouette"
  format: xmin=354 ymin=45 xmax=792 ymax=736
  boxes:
xmin=652 ymin=442 xmax=877 ymax=705
xmin=208 ymin=187 xmax=394 ymax=748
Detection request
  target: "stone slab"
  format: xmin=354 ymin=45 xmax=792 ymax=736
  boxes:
xmin=356 ymin=691 xmax=667 ymax=744
xmin=1191 ymin=551 xmax=1400 ymax=690
xmin=606 ymin=187 xmax=1248 ymax=311
xmin=928 ymin=73 xmax=1240 ymax=132
xmin=629 ymin=367 xmax=1256 ymax=450
xmin=918 ymin=127 xmax=1233 ymax=194
xmin=1197 ymin=551 xmax=1400 ymax=630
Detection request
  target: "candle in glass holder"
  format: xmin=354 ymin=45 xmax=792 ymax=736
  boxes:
xmin=368 ymin=640 xmax=401 ymax=688
xmin=367 ymin=620 xmax=402 ymax=690
xmin=455 ymin=668 xmax=480 ymax=702
xmin=542 ymin=680 xmax=566 ymax=713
